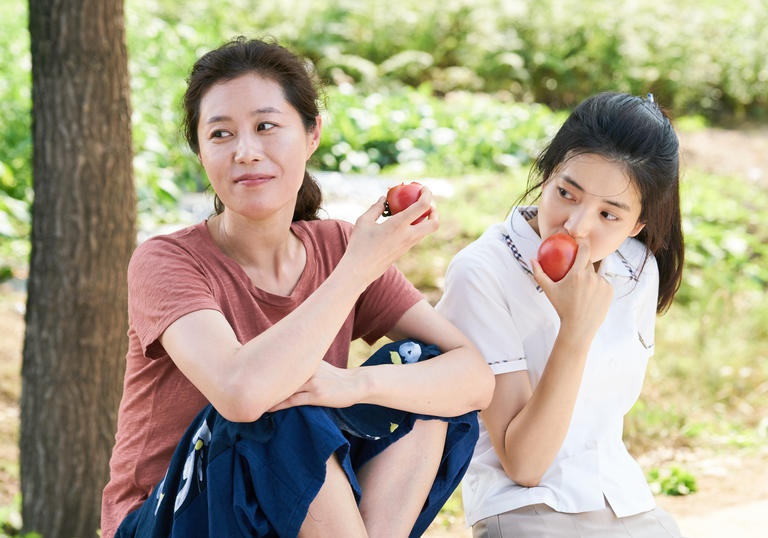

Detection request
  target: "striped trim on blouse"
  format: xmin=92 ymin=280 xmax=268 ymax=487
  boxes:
xmin=486 ymin=357 xmax=526 ymax=367
xmin=501 ymin=233 xmax=543 ymax=293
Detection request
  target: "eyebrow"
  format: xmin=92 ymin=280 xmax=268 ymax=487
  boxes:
xmin=205 ymin=107 xmax=282 ymax=124
xmin=560 ymin=175 xmax=632 ymax=211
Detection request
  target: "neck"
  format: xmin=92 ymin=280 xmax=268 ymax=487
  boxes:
xmin=528 ymin=214 xmax=540 ymax=236
xmin=208 ymin=209 xmax=303 ymax=280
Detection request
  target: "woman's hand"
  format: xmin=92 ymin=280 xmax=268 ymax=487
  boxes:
xmin=341 ymin=187 xmax=439 ymax=288
xmin=531 ymin=239 xmax=613 ymax=342
xmin=267 ymin=361 xmax=366 ymax=411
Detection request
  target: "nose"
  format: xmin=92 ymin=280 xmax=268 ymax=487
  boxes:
xmin=563 ymin=210 xmax=590 ymax=239
xmin=234 ymin=132 xmax=263 ymax=163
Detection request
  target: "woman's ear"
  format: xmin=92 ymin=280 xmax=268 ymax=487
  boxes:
xmin=306 ymin=115 xmax=322 ymax=160
xmin=629 ymin=220 xmax=646 ymax=237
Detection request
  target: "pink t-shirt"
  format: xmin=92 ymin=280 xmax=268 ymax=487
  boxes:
xmin=100 ymin=218 xmax=422 ymax=537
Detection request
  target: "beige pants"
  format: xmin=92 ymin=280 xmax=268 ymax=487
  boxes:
xmin=473 ymin=503 xmax=684 ymax=538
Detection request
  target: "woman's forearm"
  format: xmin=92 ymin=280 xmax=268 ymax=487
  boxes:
xmin=164 ymin=254 xmax=375 ymax=422
xmin=225 ymin=256 xmax=374 ymax=417
xmin=354 ymin=344 xmax=494 ymax=416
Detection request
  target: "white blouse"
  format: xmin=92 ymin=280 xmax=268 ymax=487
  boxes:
xmin=436 ymin=207 xmax=659 ymax=526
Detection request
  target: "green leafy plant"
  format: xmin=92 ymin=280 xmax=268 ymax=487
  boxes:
xmin=3 ymin=0 xmax=768 ymax=255
xmin=646 ymin=466 xmax=697 ymax=496
xmin=317 ymin=84 xmax=566 ymax=177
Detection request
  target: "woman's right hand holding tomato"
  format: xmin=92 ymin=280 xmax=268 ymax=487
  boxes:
xmin=341 ymin=186 xmax=438 ymax=289
xmin=531 ymin=239 xmax=614 ymax=343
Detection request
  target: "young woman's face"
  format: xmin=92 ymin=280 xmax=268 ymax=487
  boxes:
xmin=537 ymin=153 xmax=645 ymax=263
xmin=196 ymin=73 xmax=321 ymax=221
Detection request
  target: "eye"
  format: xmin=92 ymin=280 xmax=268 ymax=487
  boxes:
xmin=557 ymin=187 xmax=574 ymax=200
xmin=257 ymin=122 xmax=277 ymax=132
xmin=210 ymin=129 xmax=232 ymax=139
xmin=601 ymin=211 xmax=619 ymax=221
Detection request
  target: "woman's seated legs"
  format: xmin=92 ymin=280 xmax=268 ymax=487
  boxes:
xmin=357 ymin=419 xmax=448 ymax=537
xmin=298 ymin=453 xmax=368 ymax=538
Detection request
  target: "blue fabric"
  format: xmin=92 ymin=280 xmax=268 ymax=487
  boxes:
xmin=115 ymin=340 xmax=479 ymax=538
xmin=326 ymin=339 xmax=443 ymax=440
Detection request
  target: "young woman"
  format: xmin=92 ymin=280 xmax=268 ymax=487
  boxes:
xmin=101 ymin=37 xmax=494 ymax=538
xmin=436 ymin=93 xmax=685 ymax=537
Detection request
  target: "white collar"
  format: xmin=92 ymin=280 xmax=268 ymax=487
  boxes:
xmin=501 ymin=207 xmax=644 ymax=292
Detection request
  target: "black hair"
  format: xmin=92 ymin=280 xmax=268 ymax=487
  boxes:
xmin=522 ymin=92 xmax=683 ymax=313
xmin=182 ymin=36 xmax=322 ymax=221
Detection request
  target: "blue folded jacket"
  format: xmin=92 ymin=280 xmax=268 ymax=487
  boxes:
xmin=116 ymin=339 xmax=478 ymax=538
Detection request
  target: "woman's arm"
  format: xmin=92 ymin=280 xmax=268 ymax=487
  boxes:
xmin=160 ymin=192 xmax=438 ymax=423
xmin=377 ymin=299 xmax=495 ymax=414
xmin=269 ymin=299 xmax=495 ymax=416
xmin=481 ymin=240 xmax=613 ymax=486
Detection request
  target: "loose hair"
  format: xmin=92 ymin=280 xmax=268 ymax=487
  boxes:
xmin=182 ymin=36 xmax=322 ymax=221
xmin=521 ymin=92 xmax=684 ymax=313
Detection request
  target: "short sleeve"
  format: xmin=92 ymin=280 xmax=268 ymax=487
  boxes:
xmin=436 ymin=250 xmax=527 ymax=375
xmin=127 ymin=237 xmax=222 ymax=359
xmin=316 ymin=219 xmax=423 ymax=345
xmin=352 ymin=264 xmax=424 ymax=345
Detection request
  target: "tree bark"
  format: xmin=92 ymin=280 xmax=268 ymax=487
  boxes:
xmin=22 ymin=1 xmax=134 ymax=536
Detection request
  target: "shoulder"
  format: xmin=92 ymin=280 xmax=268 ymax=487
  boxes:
xmin=615 ymin=237 xmax=658 ymax=285
xmin=294 ymin=218 xmax=352 ymax=244
xmin=128 ymin=223 xmax=208 ymax=281
xmin=610 ymin=237 xmax=659 ymax=308
xmin=445 ymin=222 xmax=518 ymax=293
xmin=449 ymin=223 xmax=516 ymax=274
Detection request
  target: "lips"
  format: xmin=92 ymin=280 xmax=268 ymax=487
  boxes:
xmin=234 ymin=173 xmax=273 ymax=185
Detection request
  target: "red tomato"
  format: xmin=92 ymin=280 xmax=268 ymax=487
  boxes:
xmin=537 ymin=233 xmax=578 ymax=282
xmin=385 ymin=182 xmax=430 ymax=224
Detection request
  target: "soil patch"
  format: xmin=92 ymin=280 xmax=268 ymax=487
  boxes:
xmin=678 ymin=127 xmax=768 ymax=185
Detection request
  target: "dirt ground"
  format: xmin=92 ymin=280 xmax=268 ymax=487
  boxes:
xmin=678 ymin=126 xmax=768 ymax=186
xmin=1 ymin=126 xmax=767 ymax=534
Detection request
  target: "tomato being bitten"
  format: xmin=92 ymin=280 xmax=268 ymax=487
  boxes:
xmin=537 ymin=233 xmax=578 ymax=282
xmin=385 ymin=182 xmax=431 ymax=224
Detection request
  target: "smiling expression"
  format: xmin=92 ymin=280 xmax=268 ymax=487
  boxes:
xmin=196 ymin=73 xmax=321 ymax=222
xmin=535 ymin=153 xmax=646 ymax=263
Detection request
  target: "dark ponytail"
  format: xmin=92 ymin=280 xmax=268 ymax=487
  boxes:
xmin=184 ymin=36 xmax=323 ymax=221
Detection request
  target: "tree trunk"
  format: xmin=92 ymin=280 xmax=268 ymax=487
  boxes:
xmin=22 ymin=1 xmax=134 ymax=536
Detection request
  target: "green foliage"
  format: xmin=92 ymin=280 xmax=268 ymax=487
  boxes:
xmin=117 ymin=0 xmax=768 ymax=119
xmin=3 ymin=0 xmax=767 ymax=251
xmin=0 ymin=1 xmax=32 ymax=255
xmin=318 ymin=85 xmax=566 ymax=177
xmin=679 ymin=172 xmax=768 ymax=299
xmin=646 ymin=466 xmax=697 ymax=496
xmin=0 ymin=2 xmax=31 ymax=202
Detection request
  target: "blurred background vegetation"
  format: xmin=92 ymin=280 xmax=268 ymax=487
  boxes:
xmin=1 ymin=0 xmax=767 ymax=531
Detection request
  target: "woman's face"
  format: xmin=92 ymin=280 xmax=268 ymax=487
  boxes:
xmin=196 ymin=73 xmax=321 ymax=222
xmin=536 ymin=153 xmax=645 ymax=263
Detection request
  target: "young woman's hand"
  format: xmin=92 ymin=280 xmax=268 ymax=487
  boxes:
xmin=531 ymin=239 xmax=613 ymax=342
xmin=341 ymin=187 xmax=439 ymax=288
xmin=267 ymin=361 xmax=365 ymax=411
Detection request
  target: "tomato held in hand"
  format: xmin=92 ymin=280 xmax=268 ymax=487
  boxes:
xmin=537 ymin=233 xmax=578 ymax=282
xmin=384 ymin=182 xmax=431 ymax=224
